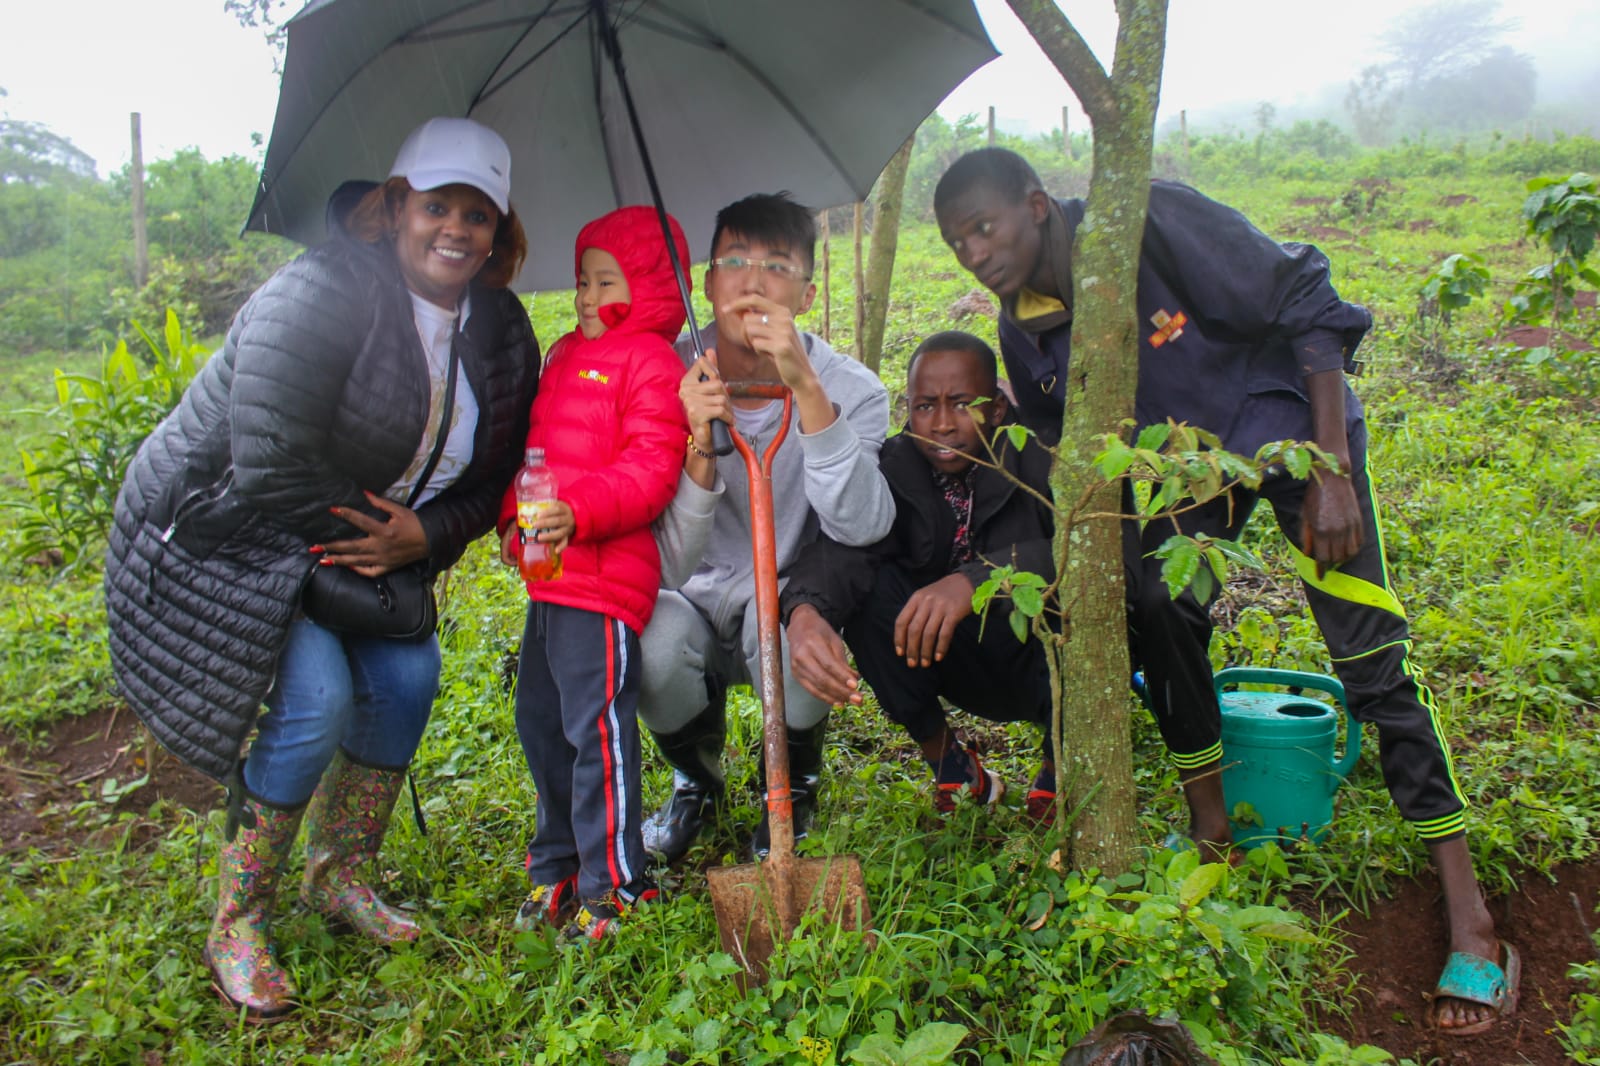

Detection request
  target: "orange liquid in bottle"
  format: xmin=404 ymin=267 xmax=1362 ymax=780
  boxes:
xmin=519 ymin=534 xmax=563 ymax=582
xmin=514 ymin=447 xmax=562 ymax=582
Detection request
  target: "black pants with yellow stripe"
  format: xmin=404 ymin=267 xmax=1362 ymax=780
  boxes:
xmin=1125 ymin=422 xmax=1467 ymax=842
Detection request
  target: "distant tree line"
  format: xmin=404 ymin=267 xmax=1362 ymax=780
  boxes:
xmin=1345 ymin=0 xmax=1537 ymax=146
xmin=0 ymin=120 xmax=293 ymax=356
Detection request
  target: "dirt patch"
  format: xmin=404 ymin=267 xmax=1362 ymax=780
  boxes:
xmin=1292 ymin=197 xmax=1334 ymax=207
xmin=1405 ymin=219 xmax=1437 ymax=233
xmin=1498 ymin=325 xmax=1596 ymax=351
xmin=1440 ymin=194 xmax=1480 ymax=208
xmin=1329 ymin=863 xmax=1597 ymax=1065
xmin=950 ymin=289 xmax=998 ymax=320
xmin=1296 ymin=225 xmax=1355 ymax=243
xmin=0 ymin=703 xmax=221 ymax=854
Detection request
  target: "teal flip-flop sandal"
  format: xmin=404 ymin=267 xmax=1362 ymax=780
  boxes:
xmin=1428 ymin=940 xmax=1521 ymax=1037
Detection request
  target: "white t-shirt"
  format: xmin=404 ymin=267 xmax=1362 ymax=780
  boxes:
xmin=388 ymin=292 xmax=481 ymax=506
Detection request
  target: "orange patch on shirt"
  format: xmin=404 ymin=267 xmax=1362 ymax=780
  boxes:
xmin=1148 ymin=309 xmax=1188 ymax=348
xmin=578 ymin=368 xmax=610 ymax=384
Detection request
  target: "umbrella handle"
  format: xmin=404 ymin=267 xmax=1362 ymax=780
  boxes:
xmin=704 ymin=390 xmax=735 ymax=457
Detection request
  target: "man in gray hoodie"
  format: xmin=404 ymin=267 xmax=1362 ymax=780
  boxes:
xmin=642 ymin=193 xmax=894 ymax=863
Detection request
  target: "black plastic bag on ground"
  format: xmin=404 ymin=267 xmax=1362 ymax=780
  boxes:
xmin=1060 ymin=1011 xmax=1218 ymax=1066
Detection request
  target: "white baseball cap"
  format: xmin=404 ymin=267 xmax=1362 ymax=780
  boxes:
xmin=389 ymin=117 xmax=512 ymax=215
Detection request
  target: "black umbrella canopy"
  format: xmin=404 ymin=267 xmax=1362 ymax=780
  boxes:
xmin=247 ymin=0 xmax=998 ymax=291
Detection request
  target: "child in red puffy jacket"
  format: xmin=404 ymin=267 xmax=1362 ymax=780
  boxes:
xmin=497 ymin=206 xmax=690 ymax=940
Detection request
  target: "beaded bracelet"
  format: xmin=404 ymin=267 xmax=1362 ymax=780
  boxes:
xmin=687 ymin=434 xmax=716 ymax=460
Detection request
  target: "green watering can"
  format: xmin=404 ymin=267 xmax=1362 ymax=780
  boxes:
xmin=1216 ymin=667 xmax=1363 ymax=849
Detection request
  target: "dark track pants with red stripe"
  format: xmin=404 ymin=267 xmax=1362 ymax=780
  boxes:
xmin=514 ymin=602 xmax=645 ymax=903
xmin=1125 ymin=420 xmax=1469 ymax=843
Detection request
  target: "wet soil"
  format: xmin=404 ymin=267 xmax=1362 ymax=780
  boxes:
xmin=1327 ymin=865 xmax=1594 ymax=1064
xmin=0 ymin=704 xmax=220 ymax=854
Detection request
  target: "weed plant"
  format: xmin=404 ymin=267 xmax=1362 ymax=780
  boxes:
xmin=3 ymin=152 xmax=1598 ymax=1063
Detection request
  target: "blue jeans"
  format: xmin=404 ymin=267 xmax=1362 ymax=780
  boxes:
xmin=244 ymin=618 xmax=442 ymax=807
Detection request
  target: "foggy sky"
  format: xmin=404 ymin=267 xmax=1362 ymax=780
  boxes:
xmin=2 ymin=0 xmax=1597 ymax=176
xmin=945 ymin=0 xmax=1599 ymax=136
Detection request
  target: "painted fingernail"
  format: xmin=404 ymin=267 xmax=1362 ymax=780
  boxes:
xmin=318 ymin=558 xmax=334 ymax=567
xmin=308 ymin=545 xmax=325 ymax=554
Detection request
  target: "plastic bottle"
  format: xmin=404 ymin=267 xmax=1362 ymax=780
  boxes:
xmin=514 ymin=447 xmax=562 ymax=582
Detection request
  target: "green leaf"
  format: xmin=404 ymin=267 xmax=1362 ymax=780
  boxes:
xmin=1096 ymin=439 xmax=1136 ymax=479
xmin=1013 ymin=584 xmax=1044 ymax=618
xmin=1179 ymin=862 xmax=1225 ymax=908
xmin=1009 ymin=608 xmax=1028 ymax=643
xmin=1204 ymin=546 xmax=1229 ymax=586
xmin=900 ymin=1022 xmax=970 ymax=1066
xmin=1191 ymin=917 xmax=1225 ymax=953
xmin=1135 ymin=422 xmax=1172 ymax=451
xmin=1159 ymin=541 xmax=1200 ymax=600
xmin=972 ymin=574 xmax=1002 ymax=616
xmin=1252 ymin=921 xmax=1321 ymax=945
xmin=1006 ymin=424 xmax=1030 ymax=452
xmin=1211 ymin=539 xmax=1263 ymax=571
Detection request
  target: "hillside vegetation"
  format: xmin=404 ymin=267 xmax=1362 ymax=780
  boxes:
xmin=0 ymin=134 xmax=1596 ymax=1064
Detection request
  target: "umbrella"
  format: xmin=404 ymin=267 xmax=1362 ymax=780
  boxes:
xmin=244 ymin=0 xmax=998 ymax=292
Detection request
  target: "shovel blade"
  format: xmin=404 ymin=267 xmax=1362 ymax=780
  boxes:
xmin=706 ymin=854 xmax=872 ymax=983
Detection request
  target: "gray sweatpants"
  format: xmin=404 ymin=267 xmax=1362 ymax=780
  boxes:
xmin=638 ymin=589 xmax=830 ymax=735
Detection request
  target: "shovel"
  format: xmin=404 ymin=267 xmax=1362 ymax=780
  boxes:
xmin=705 ymin=381 xmax=872 ymax=983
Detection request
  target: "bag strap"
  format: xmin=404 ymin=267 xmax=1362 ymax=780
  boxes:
xmin=404 ymin=340 xmax=462 ymax=510
xmin=397 ymin=333 xmax=459 ymax=840
xmin=407 ymin=769 xmax=429 ymax=836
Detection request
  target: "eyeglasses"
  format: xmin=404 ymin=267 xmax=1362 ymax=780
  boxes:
xmin=708 ymin=256 xmax=811 ymax=282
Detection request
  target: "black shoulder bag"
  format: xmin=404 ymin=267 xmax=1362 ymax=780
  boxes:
xmin=300 ymin=343 xmax=460 ymax=640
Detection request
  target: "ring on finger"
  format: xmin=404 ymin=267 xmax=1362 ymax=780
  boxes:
xmin=761 ymin=313 xmax=770 ymax=325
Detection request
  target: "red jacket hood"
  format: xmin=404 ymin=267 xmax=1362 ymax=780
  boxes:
xmin=574 ymin=206 xmax=691 ymax=341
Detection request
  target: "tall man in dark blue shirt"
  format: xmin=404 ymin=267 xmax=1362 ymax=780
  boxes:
xmin=933 ymin=148 xmax=1513 ymax=1036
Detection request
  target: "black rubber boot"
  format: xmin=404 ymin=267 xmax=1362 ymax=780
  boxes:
xmin=641 ymin=696 xmax=726 ymax=866
xmin=751 ymin=715 xmax=828 ymax=859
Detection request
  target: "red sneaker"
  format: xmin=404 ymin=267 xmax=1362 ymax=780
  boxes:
xmin=932 ymin=741 xmax=1005 ymax=815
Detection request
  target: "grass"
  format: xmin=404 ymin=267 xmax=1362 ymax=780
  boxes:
xmin=1 ymin=159 xmax=1598 ymax=1063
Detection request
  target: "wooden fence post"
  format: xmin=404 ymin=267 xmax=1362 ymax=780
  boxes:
xmin=131 ymin=113 xmax=149 ymax=290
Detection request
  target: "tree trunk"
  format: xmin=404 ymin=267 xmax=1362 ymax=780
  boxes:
xmin=859 ymin=136 xmax=914 ymax=373
xmin=1004 ymin=0 xmax=1168 ymax=877
xmin=852 ymin=202 xmax=865 ymax=356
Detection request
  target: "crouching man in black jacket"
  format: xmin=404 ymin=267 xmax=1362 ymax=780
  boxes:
xmin=781 ymin=331 xmax=1060 ymax=821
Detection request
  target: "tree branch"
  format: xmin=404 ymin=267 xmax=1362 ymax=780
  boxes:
xmin=1003 ymin=0 xmax=1116 ymax=125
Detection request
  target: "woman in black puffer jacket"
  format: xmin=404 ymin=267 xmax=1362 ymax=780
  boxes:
xmin=104 ymin=118 xmax=538 ymax=1021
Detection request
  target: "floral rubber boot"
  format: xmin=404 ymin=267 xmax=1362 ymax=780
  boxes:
xmin=204 ymin=797 xmax=305 ymax=1022
xmin=300 ymin=751 xmax=420 ymax=944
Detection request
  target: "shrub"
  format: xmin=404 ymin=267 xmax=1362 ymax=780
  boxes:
xmin=11 ymin=310 xmax=207 ymax=570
